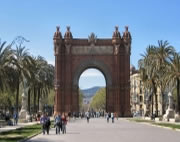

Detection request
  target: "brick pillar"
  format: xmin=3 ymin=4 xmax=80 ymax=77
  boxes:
xmin=53 ymin=26 xmax=63 ymax=116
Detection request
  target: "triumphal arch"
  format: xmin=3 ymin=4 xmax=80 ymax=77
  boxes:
xmin=53 ymin=26 xmax=132 ymax=117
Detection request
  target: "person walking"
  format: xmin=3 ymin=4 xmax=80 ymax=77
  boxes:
xmin=61 ymin=114 xmax=67 ymax=134
xmin=55 ymin=114 xmax=62 ymax=134
xmin=13 ymin=112 xmax=18 ymax=126
xmin=86 ymin=111 xmax=90 ymax=123
xmin=46 ymin=114 xmax=51 ymax=135
xmin=106 ymin=112 xmax=109 ymax=123
xmin=40 ymin=114 xmax=48 ymax=135
xmin=111 ymin=112 xmax=114 ymax=123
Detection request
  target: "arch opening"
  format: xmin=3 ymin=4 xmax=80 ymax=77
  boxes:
xmin=79 ymin=68 xmax=106 ymax=114
xmin=73 ymin=59 xmax=112 ymax=87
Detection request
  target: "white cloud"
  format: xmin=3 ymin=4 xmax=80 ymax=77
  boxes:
xmin=80 ymin=69 xmax=104 ymax=77
xmin=47 ymin=60 xmax=55 ymax=66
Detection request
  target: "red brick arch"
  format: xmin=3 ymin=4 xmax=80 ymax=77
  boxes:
xmin=73 ymin=59 xmax=112 ymax=87
xmin=53 ymin=26 xmax=131 ymax=117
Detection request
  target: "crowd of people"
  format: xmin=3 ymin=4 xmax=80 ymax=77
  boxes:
xmin=1 ymin=110 xmax=117 ymax=135
xmin=39 ymin=113 xmax=68 ymax=135
xmin=0 ymin=111 xmax=18 ymax=126
xmin=106 ymin=112 xmax=115 ymax=123
xmin=38 ymin=111 xmax=117 ymax=135
xmin=54 ymin=113 xmax=67 ymax=134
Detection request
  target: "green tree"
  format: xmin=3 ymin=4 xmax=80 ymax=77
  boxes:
xmin=166 ymin=52 xmax=180 ymax=113
xmin=12 ymin=42 xmax=33 ymax=113
xmin=0 ymin=40 xmax=13 ymax=92
xmin=79 ymin=90 xmax=84 ymax=110
xmin=139 ymin=45 xmax=158 ymax=116
xmin=154 ymin=40 xmax=174 ymax=114
xmin=0 ymin=91 xmax=15 ymax=113
xmin=139 ymin=40 xmax=176 ymax=117
xmin=29 ymin=56 xmax=54 ymax=113
xmin=0 ymin=37 xmax=54 ymax=115
xmin=90 ymin=88 xmax=106 ymax=111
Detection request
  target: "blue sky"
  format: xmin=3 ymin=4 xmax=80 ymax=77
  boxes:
xmin=0 ymin=0 xmax=180 ymax=89
xmin=79 ymin=69 xmax=105 ymax=89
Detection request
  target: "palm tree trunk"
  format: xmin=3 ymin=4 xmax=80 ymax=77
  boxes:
xmin=16 ymin=79 xmax=19 ymax=114
xmin=177 ymin=78 xmax=180 ymax=113
xmin=151 ymin=95 xmax=154 ymax=119
xmin=28 ymin=89 xmax=31 ymax=113
xmin=33 ymin=86 xmax=37 ymax=113
xmin=161 ymin=92 xmax=165 ymax=115
xmin=37 ymin=87 xmax=40 ymax=112
xmin=155 ymin=90 xmax=158 ymax=117
xmin=152 ymin=80 xmax=158 ymax=117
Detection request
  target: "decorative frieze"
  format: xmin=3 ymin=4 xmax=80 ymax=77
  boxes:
xmin=71 ymin=45 xmax=114 ymax=55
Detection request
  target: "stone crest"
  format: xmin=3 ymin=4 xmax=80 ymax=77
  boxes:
xmin=88 ymin=33 xmax=97 ymax=45
xmin=112 ymin=26 xmax=121 ymax=45
xmin=122 ymin=26 xmax=131 ymax=44
xmin=122 ymin=26 xmax=132 ymax=54
xmin=64 ymin=26 xmax=73 ymax=45
xmin=53 ymin=26 xmax=62 ymax=55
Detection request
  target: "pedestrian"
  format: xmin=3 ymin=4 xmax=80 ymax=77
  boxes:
xmin=61 ymin=113 xmax=67 ymax=134
xmin=55 ymin=113 xmax=62 ymax=134
xmin=13 ymin=112 xmax=18 ymax=126
xmin=111 ymin=112 xmax=114 ymax=123
xmin=106 ymin=113 xmax=109 ymax=123
xmin=86 ymin=111 xmax=90 ymax=123
xmin=46 ymin=114 xmax=51 ymax=135
xmin=40 ymin=113 xmax=48 ymax=135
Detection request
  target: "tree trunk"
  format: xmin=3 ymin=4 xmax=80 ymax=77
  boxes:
xmin=33 ymin=86 xmax=37 ymax=114
xmin=161 ymin=92 xmax=165 ymax=115
xmin=151 ymin=94 xmax=153 ymax=119
xmin=37 ymin=87 xmax=40 ymax=112
xmin=16 ymin=79 xmax=19 ymax=114
xmin=152 ymin=80 xmax=158 ymax=117
xmin=177 ymin=78 xmax=180 ymax=113
xmin=155 ymin=91 xmax=158 ymax=116
xmin=28 ymin=89 xmax=31 ymax=114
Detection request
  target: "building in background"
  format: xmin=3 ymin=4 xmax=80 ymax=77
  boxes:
xmin=130 ymin=65 xmax=145 ymax=116
xmin=130 ymin=65 xmax=164 ymax=117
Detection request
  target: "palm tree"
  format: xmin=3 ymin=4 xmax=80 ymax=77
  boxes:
xmin=139 ymin=41 xmax=175 ymax=117
xmin=167 ymin=52 xmax=180 ymax=113
xmin=139 ymin=45 xmax=159 ymax=117
xmin=30 ymin=56 xmax=54 ymax=113
xmin=36 ymin=58 xmax=54 ymax=112
xmin=0 ymin=40 xmax=15 ymax=113
xmin=24 ymin=56 xmax=36 ymax=114
xmin=153 ymin=40 xmax=175 ymax=115
xmin=12 ymin=46 xmax=33 ymax=114
xmin=0 ymin=40 xmax=13 ymax=92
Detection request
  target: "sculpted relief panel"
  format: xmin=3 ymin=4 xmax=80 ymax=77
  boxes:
xmin=71 ymin=45 xmax=113 ymax=55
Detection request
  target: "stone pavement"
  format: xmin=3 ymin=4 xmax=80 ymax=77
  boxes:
xmin=27 ymin=118 xmax=180 ymax=142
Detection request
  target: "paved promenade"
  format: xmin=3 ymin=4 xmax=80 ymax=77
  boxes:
xmin=27 ymin=118 xmax=180 ymax=142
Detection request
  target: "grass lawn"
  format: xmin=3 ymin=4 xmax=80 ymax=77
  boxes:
xmin=127 ymin=118 xmax=154 ymax=123
xmin=153 ymin=123 xmax=180 ymax=130
xmin=127 ymin=118 xmax=180 ymax=130
xmin=0 ymin=124 xmax=42 ymax=142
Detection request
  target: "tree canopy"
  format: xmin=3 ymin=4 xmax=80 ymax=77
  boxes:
xmin=90 ymin=88 xmax=106 ymax=111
